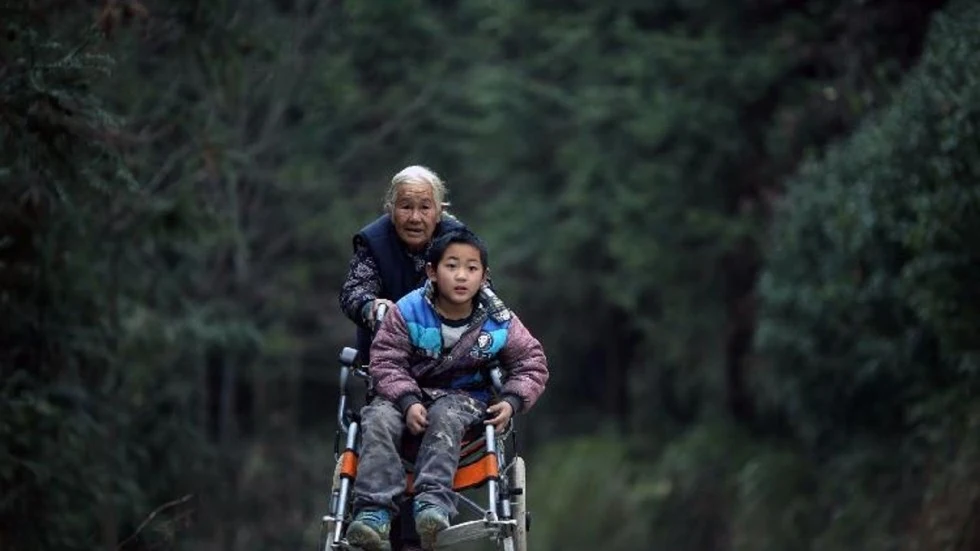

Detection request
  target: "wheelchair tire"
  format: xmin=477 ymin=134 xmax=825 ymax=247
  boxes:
xmin=511 ymin=456 xmax=528 ymax=551
xmin=319 ymin=460 xmax=344 ymax=551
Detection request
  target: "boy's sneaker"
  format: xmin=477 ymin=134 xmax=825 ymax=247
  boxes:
xmin=413 ymin=500 xmax=450 ymax=550
xmin=346 ymin=509 xmax=392 ymax=551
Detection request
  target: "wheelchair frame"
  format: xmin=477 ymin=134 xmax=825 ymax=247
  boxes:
xmin=319 ymin=342 xmax=530 ymax=551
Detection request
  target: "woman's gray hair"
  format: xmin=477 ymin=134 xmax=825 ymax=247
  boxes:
xmin=383 ymin=165 xmax=451 ymax=213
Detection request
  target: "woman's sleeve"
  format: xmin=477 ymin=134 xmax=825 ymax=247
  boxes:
xmin=339 ymin=240 xmax=382 ymax=328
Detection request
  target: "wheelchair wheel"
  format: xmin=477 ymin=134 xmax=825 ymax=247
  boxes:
xmin=510 ymin=456 xmax=528 ymax=551
xmin=319 ymin=460 xmax=343 ymax=551
xmin=319 ymin=521 xmax=337 ymax=551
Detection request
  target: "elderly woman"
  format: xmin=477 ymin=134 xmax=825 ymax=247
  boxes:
xmin=339 ymin=165 xmax=466 ymax=361
xmin=338 ymin=165 xmax=466 ymax=551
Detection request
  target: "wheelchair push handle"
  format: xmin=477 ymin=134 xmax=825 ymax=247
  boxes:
xmin=374 ymin=302 xmax=388 ymax=330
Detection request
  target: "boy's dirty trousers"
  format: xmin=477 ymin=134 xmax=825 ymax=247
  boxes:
xmin=352 ymin=393 xmax=487 ymax=519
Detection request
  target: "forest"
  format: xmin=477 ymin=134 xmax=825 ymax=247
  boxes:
xmin=3 ymin=0 xmax=979 ymax=550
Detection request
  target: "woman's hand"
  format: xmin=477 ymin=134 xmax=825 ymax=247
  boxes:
xmin=485 ymin=401 xmax=514 ymax=434
xmin=406 ymin=403 xmax=428 ymax=435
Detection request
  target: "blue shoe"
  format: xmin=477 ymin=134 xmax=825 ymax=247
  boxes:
xmin=413 ymin=501 xmax=450 ymax=550
xmin=346 ymin=509 xmax=392 ymax=551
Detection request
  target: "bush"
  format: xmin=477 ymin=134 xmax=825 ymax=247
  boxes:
xmin=755 ymin=1 xmax=980 ymax=547
xmin=756 ymin=0 xmax=980 ymax=452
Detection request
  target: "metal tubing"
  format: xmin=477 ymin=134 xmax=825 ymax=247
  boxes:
xmin=485 ymin=424 xmax=498 ymax=520
xmin=332 ymin=421 xmax=359 ymax=543
xmin=456 ymin=492 xmax=486 ymax=516
xmin=337 ymin=395 xmax=348 ymax=433
xmin=337 ymin=365 xmax=350 ymax=432
xmin=490 ymin=366 xmax=504 ymax=393
xmin=331 ymin=479 xmax=348 ymax=545
xmin=496 ymin=434 xmax=512 ymax=520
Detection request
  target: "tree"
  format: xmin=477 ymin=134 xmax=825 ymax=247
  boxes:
xmin=755 ymin=2 xmax=980 ymax=547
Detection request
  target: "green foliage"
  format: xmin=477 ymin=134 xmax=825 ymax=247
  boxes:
xmin=755 ymin=1 xmax=980 ymax=547
xmin=732 ymin=449 xmax=819 ymax=551
xmin=0 ymin=7 xmax=238 ymax=549
xmin=526 ymin=436 xmax=652 ymax=551
xmin=428 ymin=0 xmax=945 ymax=436
xmin=642 ymin=422 xmax=755 ymax=551
xmin=4 ymin=0 xmax=977 ymax=549
xmin=756 ymin=0 xmax=980 ymax=450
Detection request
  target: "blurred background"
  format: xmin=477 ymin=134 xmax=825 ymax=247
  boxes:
xmin=3 ymin=0 xmax=980 ymax=550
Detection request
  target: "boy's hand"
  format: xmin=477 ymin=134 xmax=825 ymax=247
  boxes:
xmin=485 ymin=401 xmax=514 ymax=434
xmin=406 ymin=403 xmax=428 ymax=434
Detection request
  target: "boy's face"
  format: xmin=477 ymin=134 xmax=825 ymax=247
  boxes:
xmin=426 ymin=243 xmax=486 ymax=306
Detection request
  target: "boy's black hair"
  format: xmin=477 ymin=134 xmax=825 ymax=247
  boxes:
xmin=427 ymin=227 xmax=489 ymax=268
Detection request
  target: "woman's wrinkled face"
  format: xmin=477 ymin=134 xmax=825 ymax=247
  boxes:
xmin=392 ymin=182 xmax=440 ymax=251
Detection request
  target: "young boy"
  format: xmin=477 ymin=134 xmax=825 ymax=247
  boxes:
xmin=346 ymin=228 xmax=549 ymax=551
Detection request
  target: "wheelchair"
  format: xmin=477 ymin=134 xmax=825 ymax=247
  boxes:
xmin=319 ymin=308 xmax=531 ymax=551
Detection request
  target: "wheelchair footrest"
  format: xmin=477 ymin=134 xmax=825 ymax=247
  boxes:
xmin=435 ymin=519 xmax=516 ymax=549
